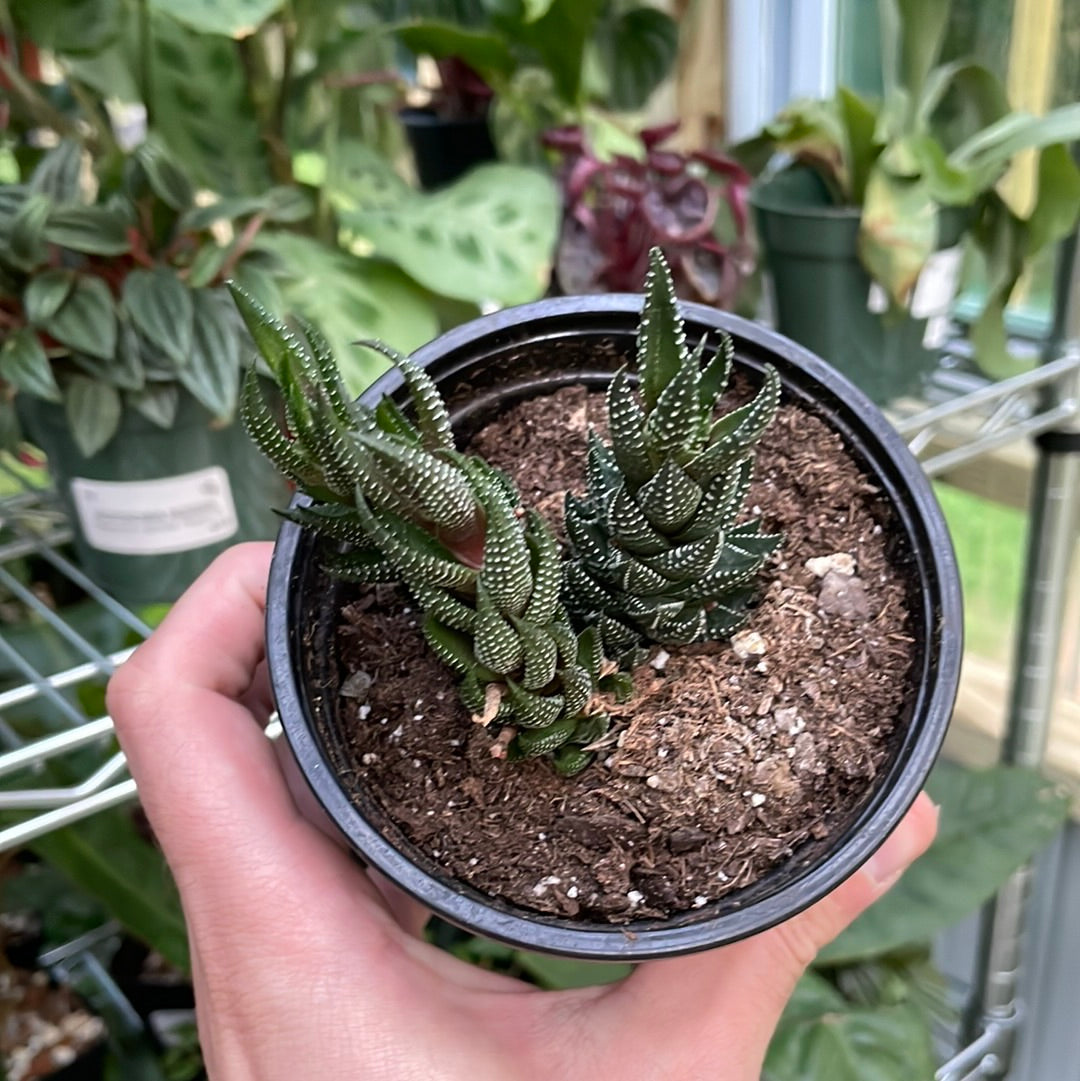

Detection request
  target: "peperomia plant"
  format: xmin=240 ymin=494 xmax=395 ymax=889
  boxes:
xmin=544 ymin=123 xmax=755 ymax=308
xmin=0 ymin=138 xmax=309 ymax=456
xmin=232 ymin=247 xmax=780 ymax=775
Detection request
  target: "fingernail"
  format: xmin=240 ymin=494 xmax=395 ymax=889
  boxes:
xmin=864 ymin=798 xmax=938 ymax=889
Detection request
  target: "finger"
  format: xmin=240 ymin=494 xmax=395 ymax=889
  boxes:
xmin=598 ymin=794 xmax=938 ymax=1072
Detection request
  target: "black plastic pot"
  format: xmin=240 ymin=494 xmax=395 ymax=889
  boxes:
xmin=400 ymin=107 xmax=496 ymax=190
xmin=266 ymin=297 xmax=963 ymax=960
xmin=751 ymin=167 xmax=968 ymax=405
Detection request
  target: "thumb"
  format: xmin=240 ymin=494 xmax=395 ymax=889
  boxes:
xmin=608 ymin=793 xmax=938 ymax=1073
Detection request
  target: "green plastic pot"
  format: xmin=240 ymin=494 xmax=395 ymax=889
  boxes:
xmin=18 ymin=388 xmax=289 ymax=606
xmin=751 ymin=167 xmax=966 ymax=405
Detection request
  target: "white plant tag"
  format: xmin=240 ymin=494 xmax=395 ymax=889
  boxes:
xmin=866 ymin=282 xmax=889 ymax=314
xmin=71 ymin=467 xmax=238 ymax=555
xmin=911 ymin=246 xmax=963 ymax=319
xmin=923 ymin=313 xmax=952 ymax=349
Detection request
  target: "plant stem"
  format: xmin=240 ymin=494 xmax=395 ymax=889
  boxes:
xmin=217 ymin=210 xmax=268 ymax=281
xmin=0 ymin=53 xmax=78 ymax=138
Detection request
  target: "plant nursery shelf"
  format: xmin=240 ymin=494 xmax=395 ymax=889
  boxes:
xmin=1 ymin=348 xmax=1078 ymax=1081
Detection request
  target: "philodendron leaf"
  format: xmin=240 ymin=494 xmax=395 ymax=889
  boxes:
xmin=0 ymin=327 xmax=61 ymax=402
xmin=763 ymin=972 xmax=935 ymax=1081
xmin=593 ymin=6 xmax=678 ymax=113
xmin=44 ymin=205 xmax=132 ymax=255
xmin=338 ymin=163 xmax=559 ymax=307
xmin=149 ymin=0 xmax=285 ymax=37
xmin=817 ymin=763 xmax=1068 ymax=966
xmin=180 ymin=288 xmax=241 ymax=419
xmin=24 ymin=268 xmax=77 ymax=325
xmin=123 ymin=268 xmax=195 ymax=368
xmin=39 ymin=275 xmax=118 ymax=361
xmin=857 ymin=168 xmax=937 ymax=304
xmin=64 ymin=374 xmax=123 ymax=457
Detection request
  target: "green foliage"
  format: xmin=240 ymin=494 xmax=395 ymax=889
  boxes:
xmin=0 ymin=140 xmax=303 ymax=455
xmin=740 ymin=0 xmax=1080 ymax=378
xmin=336 ymin=161 xmax=560 ymax=307
xmin=148 ymin=0 xmax=286 ymax=38
xmin=232 ymin=287 xmax=616 ymax=773
xmin=565 ymin=249 xmax=782 ymax=664
xmin=761 ymin=762 xmax=1069 ymax=1079
xmin=817 ymin=761 xmax=1069 ymax=965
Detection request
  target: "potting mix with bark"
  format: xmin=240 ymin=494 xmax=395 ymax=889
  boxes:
xmin=328 ymin=383 xmax=914 ymax=921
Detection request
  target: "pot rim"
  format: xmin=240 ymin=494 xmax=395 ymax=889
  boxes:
xmin=266 ymin=295 xmax=963 ymax=960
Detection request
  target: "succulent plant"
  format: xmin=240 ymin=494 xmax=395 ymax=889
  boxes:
xmin=563 ymin=248 xmax=783 ymax=666
xmin=231 ymin=284 xmax=622 ymax=776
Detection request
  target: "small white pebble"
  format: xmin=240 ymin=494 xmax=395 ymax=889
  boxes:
xmin=469 ymin=857 xmax=479 ymax=866
xmin=361 ymin=753 xmax=378 ymax=766
xmin=646 ymin=775 xmax=662 ymax=789
xmin=413 ymin=714 xmax=423 ymax=721
xmin=358 ymin=704 xmax=371 ymax=720
xmin=627 ymin=890 xmax=645 ymax=906
xmin=717 ymin=870 xmax=730 ymax=882
xmin=567 ymin=885 xmax=580 ymax=899
xmin=657 ymin=746 xmax=670 ymax=759
xmin=789 ymin=717 xmax=806 ymax=735
xmin=538 ymin=833 xmax=547 ymax=841
xmin=389 ymin=725 xmax=404 ymax=740
xmin=750 ymin=792 xmax=766 ymax=807
xmin=412 ymin=759 xmax=422 ymax=768
xmin=532 ymin=875 xmax=562 ymax=897
xmin=806 ymin=552 xmax=857 ymax=578
xmin=402 ymin=606 xmax=411 ymax=614
xmin=651 ymin=648 xmax=670 ymax=671
xmin=448 ymin=739 xmax=461 ymax=747
xmin=731 ymin=629 xmax=767 ymax=659
xmin=692 ymin=895 xmax=709 ymax=908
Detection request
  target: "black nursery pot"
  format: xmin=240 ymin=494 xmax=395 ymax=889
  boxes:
xmin=266 ymin=298 xmax=963 ymax=961
xmin=399 ymin=107 xmax=496 ymax=190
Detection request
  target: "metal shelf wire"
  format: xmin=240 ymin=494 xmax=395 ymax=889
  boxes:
xmin=1 ymin=344 xmax=1078 ymax=1080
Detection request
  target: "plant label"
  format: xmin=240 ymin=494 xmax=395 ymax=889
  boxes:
xmin=911 ymin=247 xmax=963 ymax=319
xmin=70 ymin=467 xmax=238 ymax=555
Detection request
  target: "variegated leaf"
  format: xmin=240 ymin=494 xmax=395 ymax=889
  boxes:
xmin=522 ymin=512 xmax=562 ymax=626
xmin=514 ymin=619 xmax=559 ymax=690
xmin=637 ymin=247 xmax=687 ymax=411
xmin=608 ymin=484 xmax=670 ymax=554
xmin=514 ymin=716 xmax=578 ymax=757
xmin=643 ymin=348 xmax=705 ymax=464
xmin=474 ymin=583 xmax=525 ymax=673
xmin=637 ymin=457 xmax=703 ymax=533
xmin=505 ymin=680 xmax=565 ymax=729
xmin=606 ymin=369 xmax=652 ymax=485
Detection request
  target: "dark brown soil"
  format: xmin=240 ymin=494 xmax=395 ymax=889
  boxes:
xmin=332 ymin=386 xmax=915 ymax=921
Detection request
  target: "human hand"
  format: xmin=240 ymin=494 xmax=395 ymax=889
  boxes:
xmin=107 ymin=542 xmax=938 ymax=1081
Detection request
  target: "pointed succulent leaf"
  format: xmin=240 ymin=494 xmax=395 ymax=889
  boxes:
xmin=601 ymin=670 xmax=635 ymax=702
xmin=652 ymin=605 xmax=708 ymax=645
xmin=640 ymin=531 xmax=723 ymax=579
xmin=637 ymin=457 xmax=703 ymax=533
xmin=597 ymin=614 xmax=642 ymax=658
xmin=358 ymin=342 xmax=455 ymax=453
xmin=585 ymin=430 xmax=622 ymax=510
xmin=565 ymin=496 xmax=616 ymax=568
xmin=553 ymin=746 xmax=593 ymax=777
xmin=283 ymin=503 xmax=370 ymax=546
xmin=726 ymin=522 xmax=785 ymax=560
xmin=514 ymin=619 xmax=559 ymax=690
xmin=619 ymin=557 xmax=675 ymax=596
xmin=678 ymin=564 xmax=759 ymax=602
xmin=354 ymin=429 xmax=478 ymax=534
xmin=374 ymin=397 xmax=423 ymax=446
xmin=708 ymin=365 xmax=781 ymax=448
xmin=643 ymin=348 xmax=705 ymax=463
xmin=321 ymin=547 xmax=398 ymax=583
xmin=576 ymin=626 xmax=606 ymax=683
xmin=608 ymin=484 xmax=671 ymax=554
xmin=573 ymin=714 xmax=610 ymax=746
xmin=229 ymin=283 xmax=300 ymax=388
xmin=411 ymin=583 xmax=478 ymax=633
xmin=240 ymin=368 xmax=324 ymax=490
xmin=514 ymin=716 xmax=578 ymax=758
xmin=473 ymin=582 xmax=525 ymax=673
xmin=297 ymin=316 xmax=352 ymax=425
xmin=606 ymin=369 xmax=652 ymax=485
xmin=459 ymin=671 xmax=486 ymax=714
xmin=563 ymin=562 xmax=614 ymax=620
xmin=699 ymin=332 xmax=733 ymax=410
xmin=637 ymin=246 xmax=687 ymax=411
xmin=560 ymin=664 xmax=594 ymax=715
xmin=423 ymin=617 xmax=478 ymax=676
xmin=522 ymin=511 xmax=562 ymax=626
xmin=505 ymin=680 xmax=565 ymax=729
xmin=466 ymin=458 xmax=532 ymax=617
xmin=354 ymin=496 xmax=478 ymax=592
xmin=705 ymin=602 xmax=751 ymax=638
xmin=547 ymin=620 xmax=582 ymax=667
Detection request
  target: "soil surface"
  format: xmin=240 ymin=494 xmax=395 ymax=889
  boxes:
xmin=330 ymin=386 xmax=916 ymax=921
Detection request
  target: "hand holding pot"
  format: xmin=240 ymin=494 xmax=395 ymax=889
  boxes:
xmin=108 ymin=543 xmax=938 ymax=1081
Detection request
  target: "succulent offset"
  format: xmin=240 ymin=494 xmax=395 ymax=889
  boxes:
xmin=231 ymin=285 xmax=621 ymax=776
xmin=563 ymin=248 xmax=782 ymax=666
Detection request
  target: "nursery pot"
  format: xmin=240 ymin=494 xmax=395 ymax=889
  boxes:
xmin=18 ymin=388 xmax=290 ymax=607
xmin=399 ymin=106 xmax=497 ymax=190
xmin=751 ymin=167 xmax=967 ymax=406
xmin=266 ymin=298 xmax=962 ymax=960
